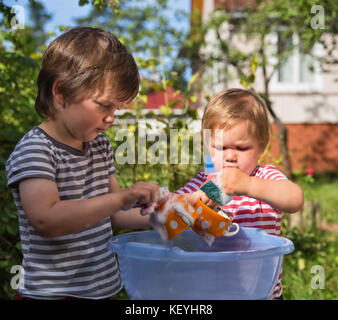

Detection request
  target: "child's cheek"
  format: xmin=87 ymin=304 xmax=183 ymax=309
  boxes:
xmin=240 ymin=158 xmax=257 ymax=175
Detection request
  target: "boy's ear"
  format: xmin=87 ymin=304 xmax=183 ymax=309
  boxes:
xmin=52 ymin=79 xmax=64 ymax=106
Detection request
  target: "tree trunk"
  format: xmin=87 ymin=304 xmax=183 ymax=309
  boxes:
xmin=263 ymin=90 xmax=292 ymax=177
xmin=261 ymin=42 xmax=292 ymax=177
xmin=274 ymin=116 xmax=292 ymax=177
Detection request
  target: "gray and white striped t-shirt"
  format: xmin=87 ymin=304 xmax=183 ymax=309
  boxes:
xmin=6 ymin=126 xmax=122 ymax=299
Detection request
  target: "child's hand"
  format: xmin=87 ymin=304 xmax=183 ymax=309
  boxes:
xmin=140 ymin=187 xmax=170 ymax=216
xmin=185 ymin=190 xmax=219 ymax=210
xmin=221 ymin=167 xmax=251 ymax=196
xmin=120 ymin=182 xmax=161 ymax=210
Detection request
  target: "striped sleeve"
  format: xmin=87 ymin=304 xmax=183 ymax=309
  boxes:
xmin=255 ymin=165 xmax=288 ymax=181
xmin=6 ymin=138 xmax=56 ymax=188
xmin=175 ymin=171 xmax=207 ymax=194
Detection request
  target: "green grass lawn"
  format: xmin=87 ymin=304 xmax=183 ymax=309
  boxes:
xmin=282 ymin=174 xmax=338 ymax=300
xmin=298 ymin=174 xmax=338 ymax=224
xmin=282 ymin=227 xmax=338 ymax=300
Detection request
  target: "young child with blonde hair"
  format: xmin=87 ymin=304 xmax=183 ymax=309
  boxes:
xmin=177 ymin=88 xmax=304 ymax=299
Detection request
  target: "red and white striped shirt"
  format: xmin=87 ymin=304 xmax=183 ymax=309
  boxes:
xmin=175 ymin=165 xmax=288 ymax=299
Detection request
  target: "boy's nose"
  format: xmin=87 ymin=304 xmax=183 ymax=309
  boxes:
xmin=103 ymin=114 xmax=114 ymax=123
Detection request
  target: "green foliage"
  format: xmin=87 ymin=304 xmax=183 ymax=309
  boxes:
xmin=295 ymin=173 xmax=338 ymax=224
xmin=282 ymin=226 xmax=338 ymax=300
xmin=282 ymin=171 xmax=338 ymax=300
xmin=0 ymin=180 xmax=22 ymax=299
xmin=76 ymin=0 xmax=189 ymax=89
xmin=106 ymin=51 xmax=203 ymax=193
xmin=79 ymin=0 xmax=120 ymax=10
xmin=0 ymin=0 xmax=50 ymax=299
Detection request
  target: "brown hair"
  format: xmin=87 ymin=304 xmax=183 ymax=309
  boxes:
xmin=202 ymin=88 xmax=270 ymax=150
xmin=35 ymin=27 xmax=140 ymax=119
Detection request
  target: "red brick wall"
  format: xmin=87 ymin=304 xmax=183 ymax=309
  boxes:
xmin=265 ymin=123 xmax=338 ymax=173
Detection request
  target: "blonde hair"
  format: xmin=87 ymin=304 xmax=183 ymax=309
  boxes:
xmin=202 ymin=88 xmax=270 ymax=150
xmin=35 ymin=27 xmax=139 ymax=119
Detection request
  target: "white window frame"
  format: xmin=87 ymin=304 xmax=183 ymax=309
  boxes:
xmin=269 ymin=32 xmax=323 ymax=93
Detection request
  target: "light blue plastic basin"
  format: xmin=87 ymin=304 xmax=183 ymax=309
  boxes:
xmin=107 ymin=227 xmax=294 ymax=300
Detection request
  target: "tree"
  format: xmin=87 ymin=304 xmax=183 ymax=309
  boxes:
xmin=0 ymin=0 xmax=52 ymax=149
xmin=76 ymin=0 xmax=189 ymax=87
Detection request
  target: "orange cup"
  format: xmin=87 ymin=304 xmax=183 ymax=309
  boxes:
xmin=192 ymin=200 xmax=239 ymax=238
xmin=158 ymin=194 xmax=199 ymax=240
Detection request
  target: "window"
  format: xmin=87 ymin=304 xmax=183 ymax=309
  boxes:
xmin=270 ymin=32 xmax=322 ymax=92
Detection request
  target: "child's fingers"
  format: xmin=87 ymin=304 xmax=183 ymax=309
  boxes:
xmin=142 ymin=182 xmax=161 ymax=204
xmin=194 ymin=190 xmax=219 ymax=209
xmin=199 ymin=192 xmax=211 ymax=204
xmin=185 ymin=190 xmax=203 ymax=206
xmin=186 ymin=190 xmax=218 ymax=208
xmin=197 ymin=191 xmax=216 ymax=207
xmin=205 ymin=199 xmax=219 ymax=210
xmin=130 ymin=182 xmax=161 ymax=205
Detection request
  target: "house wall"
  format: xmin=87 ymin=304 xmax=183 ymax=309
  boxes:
xmin=266 ymin=123 xmax=338 ymax=173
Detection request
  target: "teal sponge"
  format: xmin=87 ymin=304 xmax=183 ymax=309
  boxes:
xmin=200 ymin=180 xmax=232 ymax=206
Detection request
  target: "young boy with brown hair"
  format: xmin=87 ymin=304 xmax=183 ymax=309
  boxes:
xmin=177 ymin=88 xmax=304 ymax=299
xmin=6 ymin=27 xmax=165 ymax=300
